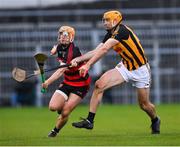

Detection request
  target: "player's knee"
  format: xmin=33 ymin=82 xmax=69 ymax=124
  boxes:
xmin=49 ymin=105 xmax=56 ymax=111
xmin=95 ymin=79 xmax=105 ymax=91
xmin=49 ymin=104 xmax=59 ymax=111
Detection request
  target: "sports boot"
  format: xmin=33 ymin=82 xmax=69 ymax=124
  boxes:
xmin=72 ymin=117 xmax=93 ymax=130
xmin=151 ymin=117 xmax=160 ymax=134
xmin=48 ymin=130 xmax=58 ymax=137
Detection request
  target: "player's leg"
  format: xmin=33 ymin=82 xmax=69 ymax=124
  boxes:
xmin=48 ymin=84 xmax=89 ymax=137
xmin=49 ymin=84 xmax=70 ymax=113
xmin=58 ymin=93 xmax=82 ymax=128
xmin=48 ymin=91 xmax=66 ymax=112
xmin=48 ymin=93 xmax=82 ymax=137
xmin=72 ymin=68 xmax=125 ymax=129
xmin=137 ymin=88 xmax=156 ymax=118
xmin=137 ymin=88 xmax=160 ymax=134
xmin=47 ymin=91 xmax=66 ymax=137
xmin=48 ymin=84 xmax=70 ymax=137
xmin=91 ymin=68 xmax=125 ymax=112
xmin=133 ymin=64 xmax=160 ymax=134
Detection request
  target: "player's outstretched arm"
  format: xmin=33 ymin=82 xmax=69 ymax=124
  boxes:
xmin=42 ymin=68 xmax=66 ymax=89
xmin=71 ymin=43 xmax=104 ymax=67
xmin=86 ymin=38 xmax=118 ymax=67
xmin=78 ymin=39 xmax=118 ymax=77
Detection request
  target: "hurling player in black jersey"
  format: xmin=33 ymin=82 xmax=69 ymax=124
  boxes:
xmin=71 ymin=10 xmax=160 ymax=134
xmin=42 ymin=26 xmax=91 ymax=137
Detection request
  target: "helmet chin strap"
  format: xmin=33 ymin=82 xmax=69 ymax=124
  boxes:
xmin=69 ymin=35 xmax=74 ymax=42
xmin=69 ymin=38 xmax=73 ymax=42
xmin=111 ymin=20 xmax=116 ymax=28
xmin=109 ymin=20 xmax=121 ymax=33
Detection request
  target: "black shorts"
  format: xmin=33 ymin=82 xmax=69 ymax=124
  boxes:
xmin=57 ymin=83 xmax=89 ymax=99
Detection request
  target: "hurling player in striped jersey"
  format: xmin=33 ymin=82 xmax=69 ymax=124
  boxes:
xmin=42 ymin=26 xmax=91 ymax=137
xmin=71 ymin=10 xmax=160 ymax=134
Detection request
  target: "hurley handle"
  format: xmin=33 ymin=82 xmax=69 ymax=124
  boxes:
xmin=40 ymin=73 xmax=47 ymax=93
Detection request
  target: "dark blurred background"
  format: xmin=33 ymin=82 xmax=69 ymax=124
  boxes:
xmin=0 ymin=0 xmax=180 ymax=107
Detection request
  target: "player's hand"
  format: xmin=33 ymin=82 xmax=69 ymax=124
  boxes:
xmin=42 ymin=81 xmax=49 ymax=89
xmin=50 ymin=45 xmax=58 ymax=55
xmin=70 ymin=58 xmax=80 ymax=67
xmin=79 ymin=64 xmax=90 ymax=77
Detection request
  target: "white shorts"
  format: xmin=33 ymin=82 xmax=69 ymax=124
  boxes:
xmin=115 ymin=62 xmax=151 ymax=88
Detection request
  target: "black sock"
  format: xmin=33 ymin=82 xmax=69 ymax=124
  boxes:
xmin=87 ymin=112 xmax=95 ymax=123
xmin=53 ymin=127 xmax=60 ymax=133
xmin=151 ymin=116 xmax=158 ymax=123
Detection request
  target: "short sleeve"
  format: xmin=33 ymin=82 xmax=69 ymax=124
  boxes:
xmin=114 ymin=24 xmax=129 ymax=41
xmin=102 ymin=32 xmax=112 ymax=43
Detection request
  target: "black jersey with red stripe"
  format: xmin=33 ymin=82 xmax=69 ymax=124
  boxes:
xmin=56 ymin=43 xmax=91 ymax=87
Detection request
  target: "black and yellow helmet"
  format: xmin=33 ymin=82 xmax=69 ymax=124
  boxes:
xmin=103 ymin=10 xmax=122 ymax=28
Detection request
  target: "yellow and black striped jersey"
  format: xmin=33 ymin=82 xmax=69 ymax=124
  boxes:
xmin=102 ymin=24 xmax=147 ymax=71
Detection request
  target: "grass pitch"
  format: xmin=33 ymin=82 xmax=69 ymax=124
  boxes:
xmin=0 ymin=104 xmax=180 ymax=146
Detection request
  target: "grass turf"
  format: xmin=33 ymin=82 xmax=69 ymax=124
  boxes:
xmin=0 ymin=104 xmax=180 ymax=146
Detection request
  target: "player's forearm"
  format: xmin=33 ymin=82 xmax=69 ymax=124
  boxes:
xmin=86 ymin=47 xmax=108 ymax=67
xmin=76 ymin=43 xmax=104 ymax=63
xmin=79 ymin=50 xmax=95 ymax=62
xmin=46 ymin=68 xmax=64 ymax=85
xmin=86 ymin=39 xmax=116 ymax=67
